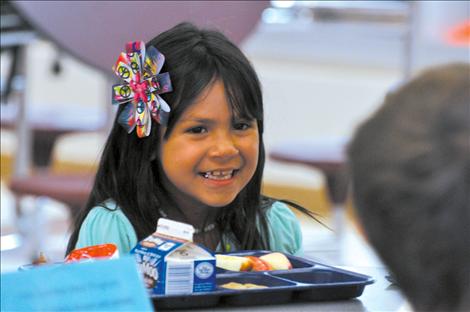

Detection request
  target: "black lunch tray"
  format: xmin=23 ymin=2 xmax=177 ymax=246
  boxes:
xmin=151 ymin=250 xmax=374 ymax=310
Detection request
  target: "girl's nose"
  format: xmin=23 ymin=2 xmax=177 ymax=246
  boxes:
xmin=208 ymin=135 xmax=240 ymax=159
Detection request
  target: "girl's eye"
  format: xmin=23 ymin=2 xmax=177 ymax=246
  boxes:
xmin=187 ymin=126 xmax=207 ymax=134
xmin=233 ymin=121 xmax=252 ymax=131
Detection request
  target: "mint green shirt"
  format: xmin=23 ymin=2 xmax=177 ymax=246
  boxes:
xmin=75 ymin=200 xmax=303 ymax=256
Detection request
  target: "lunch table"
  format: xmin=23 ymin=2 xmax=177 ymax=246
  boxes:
xmin=8 ymin=172 xmax=94 ymax=217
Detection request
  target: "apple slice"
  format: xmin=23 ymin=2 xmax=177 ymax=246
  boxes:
xmin=216 ymin=254 xmax=252 ymax=271
xmin=259 ymin=252 xmax=293 ymax=270
xmin=245 ymin=256 xmax=272 ymax=271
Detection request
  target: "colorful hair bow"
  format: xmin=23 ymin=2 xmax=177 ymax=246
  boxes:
xmin=112 ymin=41 xmax=172 ymax=138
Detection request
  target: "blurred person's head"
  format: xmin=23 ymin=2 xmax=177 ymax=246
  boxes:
xmin=348 ymin=63 xmax=470 ymax=311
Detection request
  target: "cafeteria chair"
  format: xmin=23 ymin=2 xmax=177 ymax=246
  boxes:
xmin=49 ymin=132 xmax=103 ymax=175
xmin=261 ymin=161 xmax=331 ymax=222
xmin=0 ymin=129 xmax=15 ymax=181
xmin=6 ymin=131 xmax=103 ymax=257
xmin=8 ymin=132 xmax=104 ymax=218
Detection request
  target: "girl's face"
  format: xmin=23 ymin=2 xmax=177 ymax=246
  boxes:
xmin=159 ymin=80 xmax=259 ymax=209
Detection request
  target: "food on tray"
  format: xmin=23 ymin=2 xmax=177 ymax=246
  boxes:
xmin=216 ymin=254 xmax=252 ymax=271
xmin=65 ymin=243 xmax=118 ymax=263
xmin=259 ymin=252 xmax=293 ymax=270
xmin=220 ymin=282 xmax=268 ymax=290
xmin=245 ymin=256 xmax=272 ymax=271
xmin=216 ymin=252 xmax=293 ymax=272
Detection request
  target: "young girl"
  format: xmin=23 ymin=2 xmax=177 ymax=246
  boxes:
xmin=66 ymin=22 xmax=318 ymax=257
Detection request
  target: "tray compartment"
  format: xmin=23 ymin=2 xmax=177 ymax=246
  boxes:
xmin=295 ymin=284 xmax=367 ymax=301
xmin=272 ymin=268 xmax=366 ymax=284
xmin=217 ymin=273 xmax=296 ymax=306
xmin=271 ymin=268 xmax=374 ymax=301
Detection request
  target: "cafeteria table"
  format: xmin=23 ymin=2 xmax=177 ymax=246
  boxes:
xmin=8 ymin=172 xmax=94 ymax=217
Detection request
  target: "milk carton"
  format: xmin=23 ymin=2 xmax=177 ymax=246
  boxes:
xmin=131 ymin=218 xmax=216 ymax=295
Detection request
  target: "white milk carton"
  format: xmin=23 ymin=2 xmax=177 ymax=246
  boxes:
xmin=131 ymin=218 xmax=216 ymax=295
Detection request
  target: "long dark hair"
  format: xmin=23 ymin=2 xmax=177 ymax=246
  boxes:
xmin=67 ymin=22 xmax=320 ymax=255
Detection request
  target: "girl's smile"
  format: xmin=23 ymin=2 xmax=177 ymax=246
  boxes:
xmin=159 ymin=79 xmax=259 ymax=209
xmin=199 ymin=169 xmax=239 ymax=184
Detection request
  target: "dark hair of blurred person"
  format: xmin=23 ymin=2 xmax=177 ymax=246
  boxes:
xmin=348 ymin=63 xmax=470 ymax=312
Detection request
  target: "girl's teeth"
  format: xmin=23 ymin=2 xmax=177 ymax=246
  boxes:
xmin=203 ymin=170 xmax=234 ymax=180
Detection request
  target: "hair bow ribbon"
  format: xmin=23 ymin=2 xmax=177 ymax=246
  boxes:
xmin=112 ymin=41 xmax=172 ymax=138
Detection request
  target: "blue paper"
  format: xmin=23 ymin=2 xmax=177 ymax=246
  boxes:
xmin=1 ymin=256 xmax=153 ymax=311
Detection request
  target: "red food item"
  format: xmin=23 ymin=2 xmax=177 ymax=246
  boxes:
xmin=65 ymin=244 xmax=118 ymax=263
xmin=245 ymin=256 xmax=272 ymax=271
